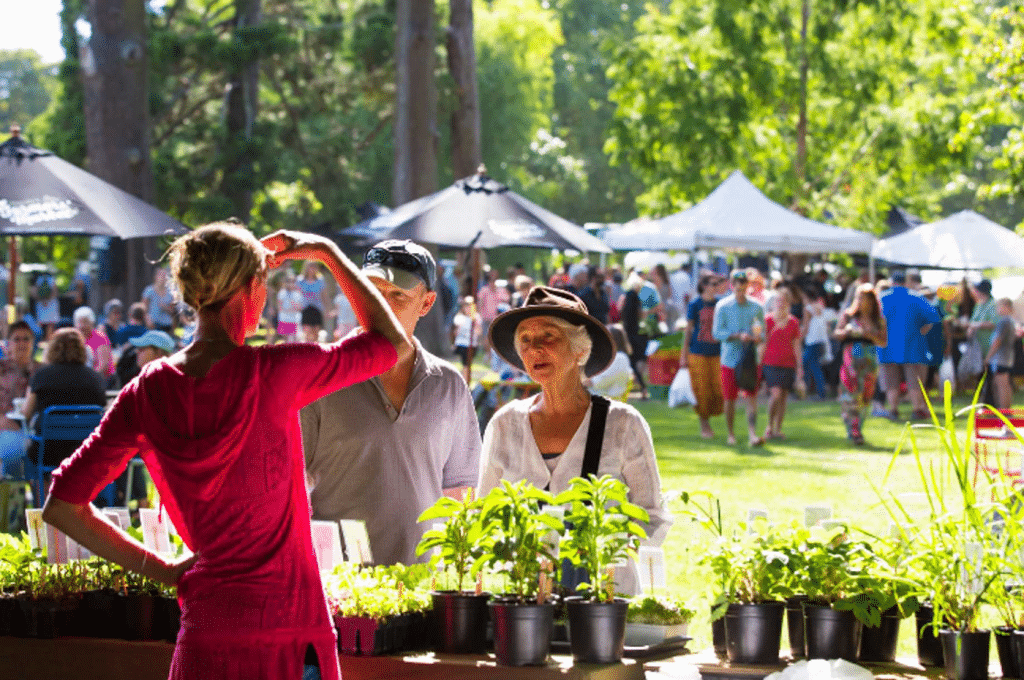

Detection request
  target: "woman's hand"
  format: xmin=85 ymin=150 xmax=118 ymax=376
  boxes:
xmin=261 ymin=231 xmax=331 ymax=268
xmin=150 ymin=551 xmax=201 ymax=588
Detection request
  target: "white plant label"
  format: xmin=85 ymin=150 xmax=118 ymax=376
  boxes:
xmin=139 ymin=508 xmax=172 ymax=555
xmin=311 ymin=520 xmax=343 ymax=572
xmin=804 ymin=504 xmax=832 ymax=527
xmin=103 ymin=507 xmax=131 ymax=530
xmin=339 ymin=520 xmax=372 ymax=564
xmin=747 ymin=508 xmax=768 ymax=523
xmin=45 ymin=524 xmax=69 ymax=564
xmin=636 ymin=546 xmax=667 ymax=594
xmin=25 ymin=509 xmax=44 ymax=550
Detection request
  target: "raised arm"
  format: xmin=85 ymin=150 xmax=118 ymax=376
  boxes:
xmin=262 ymin=231 xmax=412 ymax=362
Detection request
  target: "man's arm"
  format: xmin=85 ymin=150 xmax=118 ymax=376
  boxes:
xmin=441 ymin=378 xmax=483 ymax=501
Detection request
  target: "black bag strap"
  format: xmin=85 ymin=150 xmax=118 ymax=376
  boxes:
xmin=581 ymin=394 xmax=610 ymax=479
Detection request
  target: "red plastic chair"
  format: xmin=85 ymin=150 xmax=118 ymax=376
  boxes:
xmin=971 ymin=407 xmax=1024 ymax=490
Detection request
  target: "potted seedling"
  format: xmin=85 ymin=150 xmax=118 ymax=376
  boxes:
xmin=416 ymin=488 xmax=492 ymax=653
xmin=478 ymin=480 xmax=563 ymax=666
xmin=625 ymin=595 xmax=694 ymax=647
xmin=679 ymin=490 xmax=729 ymax=657
xmin=325 ymin=564 xmax=430 ymax=655
xmin=554 ymin=474 xmax=649 ymax=664
xmin=709 ymin=518 xmax=793 ymax=665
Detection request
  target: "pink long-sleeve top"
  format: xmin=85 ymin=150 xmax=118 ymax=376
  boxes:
xmin=49 ymin=332 xmax=397 ymax=680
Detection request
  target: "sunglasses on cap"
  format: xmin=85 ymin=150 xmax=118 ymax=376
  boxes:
xmin=363 ymin=248 xmax=433 ymax=290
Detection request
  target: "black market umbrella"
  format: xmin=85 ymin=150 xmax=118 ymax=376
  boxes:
xmin=338 ymin=171 xmax=611 ymax=254
xmin=0 ymin=134 xmax=188 ymax=239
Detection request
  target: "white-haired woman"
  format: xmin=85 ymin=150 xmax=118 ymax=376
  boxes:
xmin=478 ymin=287 xmax=672 ymax=595
xmin=74 ymin=305 xmax=114 ymax=381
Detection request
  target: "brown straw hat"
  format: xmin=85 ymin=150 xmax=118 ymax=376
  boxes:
xmin=488 ymin=286 xmax=615 ymax=378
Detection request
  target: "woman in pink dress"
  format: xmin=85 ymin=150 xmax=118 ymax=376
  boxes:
xmin=42 ymin=222 xmax=411 ymax=680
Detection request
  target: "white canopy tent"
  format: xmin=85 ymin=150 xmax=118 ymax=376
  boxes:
xmin=603 ymin=171 xmax=875 ymax=263
xmin=871 ymin=210 xmax=1024 ymax=270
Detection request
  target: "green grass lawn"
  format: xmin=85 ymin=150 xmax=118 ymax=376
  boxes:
xmin=630 ymin=392 xmax=986 ymax=656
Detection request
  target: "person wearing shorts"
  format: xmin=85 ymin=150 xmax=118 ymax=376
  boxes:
xmin=761 ymin=291 xmax=802 ymax=441
xmin=452 ymin=296 xmax=481 ymax=385
xmin=984 ymin=298 xmax=1017 ymax=411
xmin=713 ymin=269 xmax=766 ymax=447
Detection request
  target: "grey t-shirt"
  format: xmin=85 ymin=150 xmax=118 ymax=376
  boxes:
xmin=992 ymin=316 xmax=1017 ymax=368
xmin=300 ymin=341 xmax=482 ymax=566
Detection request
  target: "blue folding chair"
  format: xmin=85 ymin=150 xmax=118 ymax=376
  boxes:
xmin=28 ymin=405 xmax=108 ymax=507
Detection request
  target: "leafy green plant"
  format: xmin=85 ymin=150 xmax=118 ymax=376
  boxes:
xmin=555 ymin=475 xmax=649 ymax=602
xmin=479 ymin=480 xmax=563 ymax=603
xmin=875 ymin=384 xmax=1009 ymax=632
xmin=627 ymin=595 xmax=694 ymax=625
xmin=415 ymin=489 xmax=491 ymax=594
xmin=705 ymin=517 xmax=793 ymax=616
xmin=325 ymin=563 xmax=432 ymax=621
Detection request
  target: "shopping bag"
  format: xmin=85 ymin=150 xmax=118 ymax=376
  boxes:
xmin=736 ymin=342 xmax=759 ymax=392
xmin=938 ymin=356 xmax=956 ymax=391
xmin=668 ymin=367 xmax=696 ymax=408
xmin=957 ymin=339 xmax=983 ymax=382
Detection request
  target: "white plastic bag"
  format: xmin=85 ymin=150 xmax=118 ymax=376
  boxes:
xmin=958 ymin=339 xmax=983 ymax=381
xmin=668 ymin=367 xmax=696 ymax=408
xmin=939 ymin=356 xmax=956 ymax=391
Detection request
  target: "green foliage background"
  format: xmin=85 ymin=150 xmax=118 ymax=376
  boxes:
xmin=3 ymin=0 xmax=1023 ymax=278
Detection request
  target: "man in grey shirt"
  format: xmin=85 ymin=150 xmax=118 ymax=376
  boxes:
xmin=301 ymin=240 xmax=481 ymax=566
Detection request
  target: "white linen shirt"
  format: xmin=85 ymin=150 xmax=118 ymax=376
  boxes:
xmin=478 ymin=397 xmax=673 ymax=547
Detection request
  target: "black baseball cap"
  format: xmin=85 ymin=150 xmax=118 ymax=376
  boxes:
xmin=362 ymin=239 xmax=436 ymax=291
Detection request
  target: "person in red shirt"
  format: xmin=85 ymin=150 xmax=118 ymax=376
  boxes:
xmin=41 ymin=223 xmax=411 ymax=680
xmin=762 ymin=290 xmax=803 ymax=440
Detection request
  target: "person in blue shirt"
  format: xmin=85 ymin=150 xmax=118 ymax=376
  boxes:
xmin=712 ymin=269 xmax=766 ymax=446
xmin=877 ymin=270 xmax=942 ymax=421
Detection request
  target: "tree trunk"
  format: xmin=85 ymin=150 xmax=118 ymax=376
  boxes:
xmin=394 ymin=0 xmax=438 ymax=205
xmin=81 ymin=0 xmax=155 ymax=306
xmin=447 ymin=0 xmax=481 ymax=180
xmin=395 ymin=0 xmax=447 ymax=356
xmin=223 ymin=0 xmax=261 ymax=221
xmin=794 ymin=0 xmax=810 ymax=212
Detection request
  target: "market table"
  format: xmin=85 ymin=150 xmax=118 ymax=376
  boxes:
xmin=0 ymin=637 xmax=650 ymax=680
xmin=644 ymin=649 xmax=956 ymax=680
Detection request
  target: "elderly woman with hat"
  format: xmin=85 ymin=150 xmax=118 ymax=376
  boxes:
xmin=478 ymin=287 xmax=672 ymax=595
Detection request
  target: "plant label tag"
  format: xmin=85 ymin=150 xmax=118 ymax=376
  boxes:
xmin=45 ymin=524 xmax=69 ymax=564
xmin=804 ymin=504 xmax=832 ymax=527
xmin=139 ymin=508 xmax=172 ymax=555
xmin=747 ymin=508 xmax=768 ymax=523
xmin=25 ymin=509 xmax=45 ymax=550
xmin=103 ymin=507 xmax=131 ymax=530
xmin=636 ymin=546 xmax=666 ymax=593
xmin=820 ymin=519 xmax=848 ymax=532
xmin=311 ymin=520 xmax=343 ymax=572
xmin=339 ymin=520 xmax=372 ymax=564
xmin=66 ymin=535 xmax=91 ymax=561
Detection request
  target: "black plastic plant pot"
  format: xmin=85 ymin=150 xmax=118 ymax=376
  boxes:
xmin=430 ymin=591 xmax=490 ymax=654
xmin=18 ymin=598 xmax=77 ymax=639
xmin=916 ymin=604 xmax=945 ymax=667
xmin=939 ymin=629 xmax=990 ymax=680
xmin=711 ymin=607 xmax=727 ymax=657
xmin=995 ymin=627 xmax=1020 ymax=679
xmin=858 ymin=606 xmax=901 ymax=663
xmin=163 ymin=597 xmax=181 ymax=643
xmin=1011 ymin=631 xmax=1024 ymax=680
xmin=803 ymin=604 xmax=862 ymax=661
xmin=0 ymin=596 xmax=21 ymax=637
xmin=123 ymin=593 xmax=156 ymax=640
xmin=78 ymin=589 xmax=119 ymax=638
xmin=490 ymin=600 xmax=554 ymax=667
xmin=566 ymin=596 xmax=629 ymax=664
xmin=725 ymin=602 xmax=785 ymax=665
xmin=786 ymin=595 xmax=808 ymax=659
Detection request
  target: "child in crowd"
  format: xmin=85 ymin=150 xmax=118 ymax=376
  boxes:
xmin=762 ymin=291 xmax=802 ymax=440
xmin=451 ymin=296 xmax=481 ymax=385
xmin=984 ymin=297 xmax=1017 ymax=410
